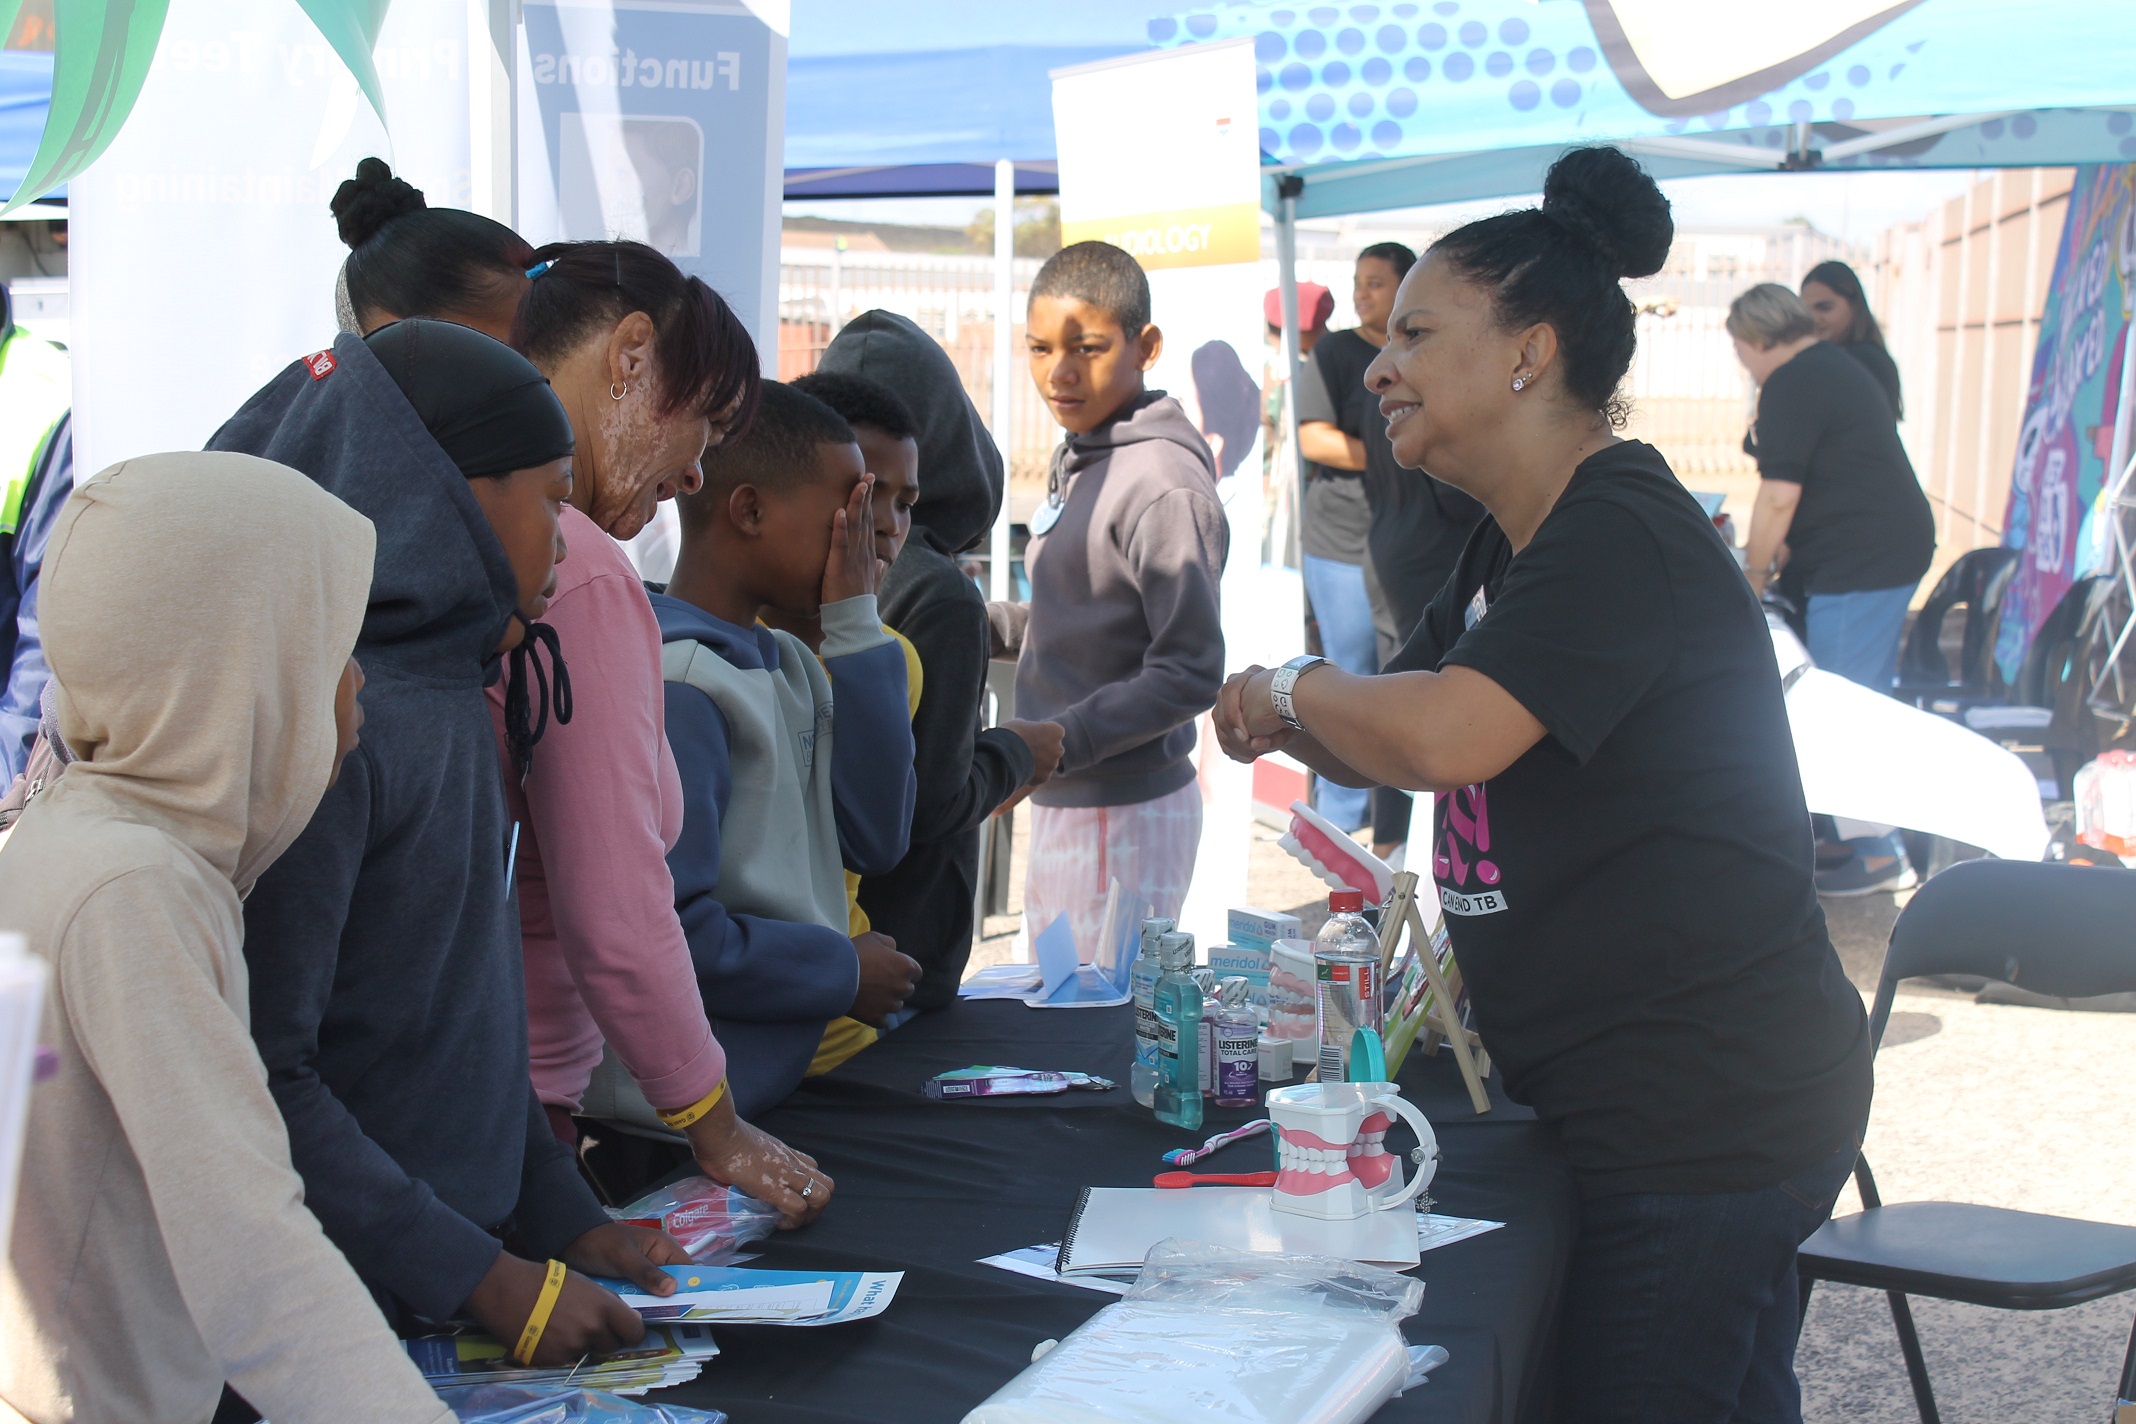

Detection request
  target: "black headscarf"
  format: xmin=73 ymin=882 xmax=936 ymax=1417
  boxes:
xmin=363 ymin=318 xmax=574 ymax=479
xmin=364 ymin=317 xmax=577 ymax=777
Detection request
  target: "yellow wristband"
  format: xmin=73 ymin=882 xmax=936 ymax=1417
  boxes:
xmin=656 ymin=1078 xmax=728 ymax=1130
xmin=511 ymin=1258 xmax=569 ymax=1365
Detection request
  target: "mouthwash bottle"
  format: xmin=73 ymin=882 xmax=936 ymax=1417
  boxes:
xmin=1129 ymin=916 xmax=1175 ymax=1109
xmin=1152 ymin=930 xmax=1205 ymax=1131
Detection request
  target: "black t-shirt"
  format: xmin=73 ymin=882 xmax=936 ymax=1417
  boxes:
xmin=1748 ymin=340 xmax=1934 ymax=595
xmin=1837 ymin=339 xmax=1903 ymax=420
xmin=1298 ymin=329 xmax=1484 ymax=629
xmin=1292 ymin=348 xmax=1372 ymax=564
xmin=1385 ymin=440 xmax=1871 ymax=1197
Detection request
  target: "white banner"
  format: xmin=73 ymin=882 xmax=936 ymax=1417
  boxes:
xmin=71 ymin=0 xmax=477 ymax=477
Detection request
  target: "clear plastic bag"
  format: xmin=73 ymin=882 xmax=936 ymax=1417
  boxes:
xmin=440 ymin=1383 xmax=727 ymax=1423
xmin=609 ymin=1175 xmax=782 ymax=1264
xmin=963 ymin=1240 xmax=1427 ymax=1424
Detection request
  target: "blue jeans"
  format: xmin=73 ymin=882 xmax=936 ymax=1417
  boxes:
xmin=1806 ymin=584 xmax=1915 ymax=693
xmin=1301 ymin=554 xmax=1378 ymax=832
xmin=1556 ymin=1143 xmax=1859 ymax=1423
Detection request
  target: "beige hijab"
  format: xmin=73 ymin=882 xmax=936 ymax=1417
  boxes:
xmin=38 ymin=451 xmax=374 ymax=890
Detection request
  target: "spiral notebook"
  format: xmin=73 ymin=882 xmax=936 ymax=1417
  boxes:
xmin=1053 ymin=1187 xmax=1422 ymax=1278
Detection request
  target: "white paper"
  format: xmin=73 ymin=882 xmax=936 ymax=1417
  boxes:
xmin=978 ymin=1243 xmax=1134 ymax=1295
xmin=959 ymin=964 xmax=1044 ymax=1000
xmin=1418 ymin=1215 xmax=1505 ymax=1252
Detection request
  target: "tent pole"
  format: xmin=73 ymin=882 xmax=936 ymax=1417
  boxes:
xmin=989 ymin=158 xmax=1015 ymax=603
xmin=1276 ymin=175 xmax=1305 ymax=571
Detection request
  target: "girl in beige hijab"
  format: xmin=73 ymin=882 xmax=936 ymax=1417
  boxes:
xmin=0 ymin=453 xmax=451 ymax=1424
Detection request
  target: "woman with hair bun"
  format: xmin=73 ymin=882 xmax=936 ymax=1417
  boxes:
xmin=1216 ymin=146 xmax=1870 ymax=1418
xmin=330 ymin=158 xmax=535 ymax=342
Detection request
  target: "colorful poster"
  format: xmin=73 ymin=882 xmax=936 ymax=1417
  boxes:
xmin=1996 ymin=163 xmax=2136 ymax=682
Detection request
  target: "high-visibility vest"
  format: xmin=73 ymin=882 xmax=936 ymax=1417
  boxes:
xmin=0 ymin=330 xmax=71 ymax=538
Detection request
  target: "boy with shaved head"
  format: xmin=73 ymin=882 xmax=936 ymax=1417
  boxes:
xmin=990 ymin=240 xmax=1228 ymax=957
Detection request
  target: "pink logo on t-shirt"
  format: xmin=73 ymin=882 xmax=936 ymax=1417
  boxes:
xmin=1435 ymin=783 xmax=1499 ymax=887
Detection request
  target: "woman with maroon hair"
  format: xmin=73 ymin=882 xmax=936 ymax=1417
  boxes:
xmin=495 ymin=239 xmax=834 ymax=1225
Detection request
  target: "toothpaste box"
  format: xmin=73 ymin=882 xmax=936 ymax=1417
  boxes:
xmin=1227 ymin=907 xmax=1302 ymax=951
xmin=1211 ymin=907 xmax=1302 ymax=1013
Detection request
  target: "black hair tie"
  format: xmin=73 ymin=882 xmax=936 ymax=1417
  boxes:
xmin=504 ymin=612 xmax=574 ymax=780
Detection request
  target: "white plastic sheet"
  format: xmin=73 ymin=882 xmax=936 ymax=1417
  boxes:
xmin=963 ymin=1242 xmax=1422 ymax=1424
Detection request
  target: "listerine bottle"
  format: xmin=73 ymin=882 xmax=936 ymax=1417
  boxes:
xmin=1152 ymin=931 xmax=1205 ymax=1131
xmin=1129 ymin=916 xmax=1175 ymax=1108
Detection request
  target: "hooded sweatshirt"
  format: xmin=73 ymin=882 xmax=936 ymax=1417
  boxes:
xmin=642 ymin=591 xmax=914 ymax=1118
xmin=0 ymin=453 xmax=450 ymax=1424
xmin=996 ymin=391 xmax=1228 ymax=809
xmin=207 ymin=333 xmax=608 ymax=1323
xmin=818 ymin=311 xmax=1035 ymax=1010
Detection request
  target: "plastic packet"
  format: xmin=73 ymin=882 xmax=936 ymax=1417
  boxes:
xmin=440 ymin=1383 xmax=727 ymax=1423
xmin=962 ymin=1240 xmax=1425 ymax=1424
xmin=609 ymin=1176 xmax=781 ymax=1265
xmin=925 ymin=1066 xmax=1116 ymax=1100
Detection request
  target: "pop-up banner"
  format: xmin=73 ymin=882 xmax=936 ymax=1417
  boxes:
xmin=1052 ymin=38 xmax=1296 ymax=948
xmin=516 ymin=0 xmax=785 ymax=362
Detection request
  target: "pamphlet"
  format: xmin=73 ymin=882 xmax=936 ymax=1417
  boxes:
xmin=599 ymin=1265 xmax=904 ymax=1326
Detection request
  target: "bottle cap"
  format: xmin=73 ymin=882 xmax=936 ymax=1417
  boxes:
xmin=1156 ymin=930 xmax=1195 ymax=967
xmin=1140 ymin=916 xmax=1176 ymax=938
xmin=1329 ymin=889 xmax=1365 ymax=913
xmin=1218 ymin=976 xmax=1252 ymax=1008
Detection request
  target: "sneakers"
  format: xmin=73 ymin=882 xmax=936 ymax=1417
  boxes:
xmin=1815 ymin=834 xmax=1918 ymax=897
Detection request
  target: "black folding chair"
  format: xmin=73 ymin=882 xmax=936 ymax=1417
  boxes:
xmin=1797 ymin=858 xmax=2136 ymax=1423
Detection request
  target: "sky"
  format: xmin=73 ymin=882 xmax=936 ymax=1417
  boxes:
xmin=785 ymin=167 xmax=1992 ymax=246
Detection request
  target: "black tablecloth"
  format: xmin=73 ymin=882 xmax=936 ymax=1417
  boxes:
xmin=647 ymin=1000 xmax=1573 ymax=1423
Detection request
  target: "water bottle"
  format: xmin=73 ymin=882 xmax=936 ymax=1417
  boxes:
xmin=1212 ymin=977 xmax=1261 ymax=1107
xmin=1152 ymin=931 xmax=1205 ymax=1131
xmin=1129 ymin=916 xmax=1174 ymax=1108
xmin=1192 ymin=966 xmax=1218 ymax=1097
xmin=1313 ymin=889 xmax=1382 ymax=1083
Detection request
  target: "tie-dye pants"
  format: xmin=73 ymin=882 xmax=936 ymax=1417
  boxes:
xmin=1023 ymin=779 xmax=1203 ymax=957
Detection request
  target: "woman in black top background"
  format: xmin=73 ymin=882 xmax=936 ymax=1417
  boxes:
xmin=1297 ymin=241 xmax=1486 ymax=855
xmin=1217 ymin=146 xmax=1870 ymax=1423
xmin=1802 ymin=259 xmax=1903 ymax=419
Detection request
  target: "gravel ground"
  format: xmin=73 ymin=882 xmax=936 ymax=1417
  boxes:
xmin=969 ymin=809 xmax=2136 ymax=1420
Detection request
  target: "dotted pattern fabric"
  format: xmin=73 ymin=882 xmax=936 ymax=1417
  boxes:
xmin=1143 ymin=2 xmax=2136 ymax=171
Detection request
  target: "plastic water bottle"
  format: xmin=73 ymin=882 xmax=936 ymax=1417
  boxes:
xmin=1192 ymin=966 xmax=1218 ymax=1096
xmin=1313 ymin=889 xmax=1382 ymax=1083
xmin=1152 ymin=931 xmax=1205 ymax=1131
xmin=1129 ymin=916 xmax=1175 ymax=1108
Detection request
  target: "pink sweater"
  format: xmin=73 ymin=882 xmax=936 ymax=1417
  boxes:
xmin=490 ymin=504 xmax=726 ymax=1112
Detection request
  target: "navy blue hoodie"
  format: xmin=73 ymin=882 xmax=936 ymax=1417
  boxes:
xmin=207 ymin=333 xmax=607 ymax=1322
xmin=652 ymin=591 xmax=914 ymax=1116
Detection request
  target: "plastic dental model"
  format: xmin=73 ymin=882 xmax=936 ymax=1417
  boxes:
xmin=1265 ymin=1081 xmax=1439 ymax=1222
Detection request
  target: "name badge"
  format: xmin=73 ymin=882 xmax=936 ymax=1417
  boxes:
xmin=1029 ymin=496 xmax=1063 ymax=538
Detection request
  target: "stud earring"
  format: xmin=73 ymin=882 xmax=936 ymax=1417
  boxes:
xmin=1511 ymin=375 xmax=1528 ymax=392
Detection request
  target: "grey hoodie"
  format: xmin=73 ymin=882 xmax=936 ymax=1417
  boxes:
xmin=817 ymin=311 xmax=1034 ymax=1010
xmin=1000 ymin=391 xmax=1227 ymax=809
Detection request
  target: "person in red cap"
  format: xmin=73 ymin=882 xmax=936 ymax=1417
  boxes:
xmin=1260 ymin=279 xmax=1333 ymax=517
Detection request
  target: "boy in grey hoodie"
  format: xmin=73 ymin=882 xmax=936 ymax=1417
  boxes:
xmin=990 ymin=241 xmax=1229 ymax=956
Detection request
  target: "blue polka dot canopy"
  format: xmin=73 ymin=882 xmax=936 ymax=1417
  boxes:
xmin=1140 ymin=1 xmax=2136 ymax=188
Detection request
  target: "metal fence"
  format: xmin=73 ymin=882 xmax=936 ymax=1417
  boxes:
xmin=778 ymin=246 xmax=1057 ymax=483
xmin=777 ymin=225 xmax=1869 ymax=522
